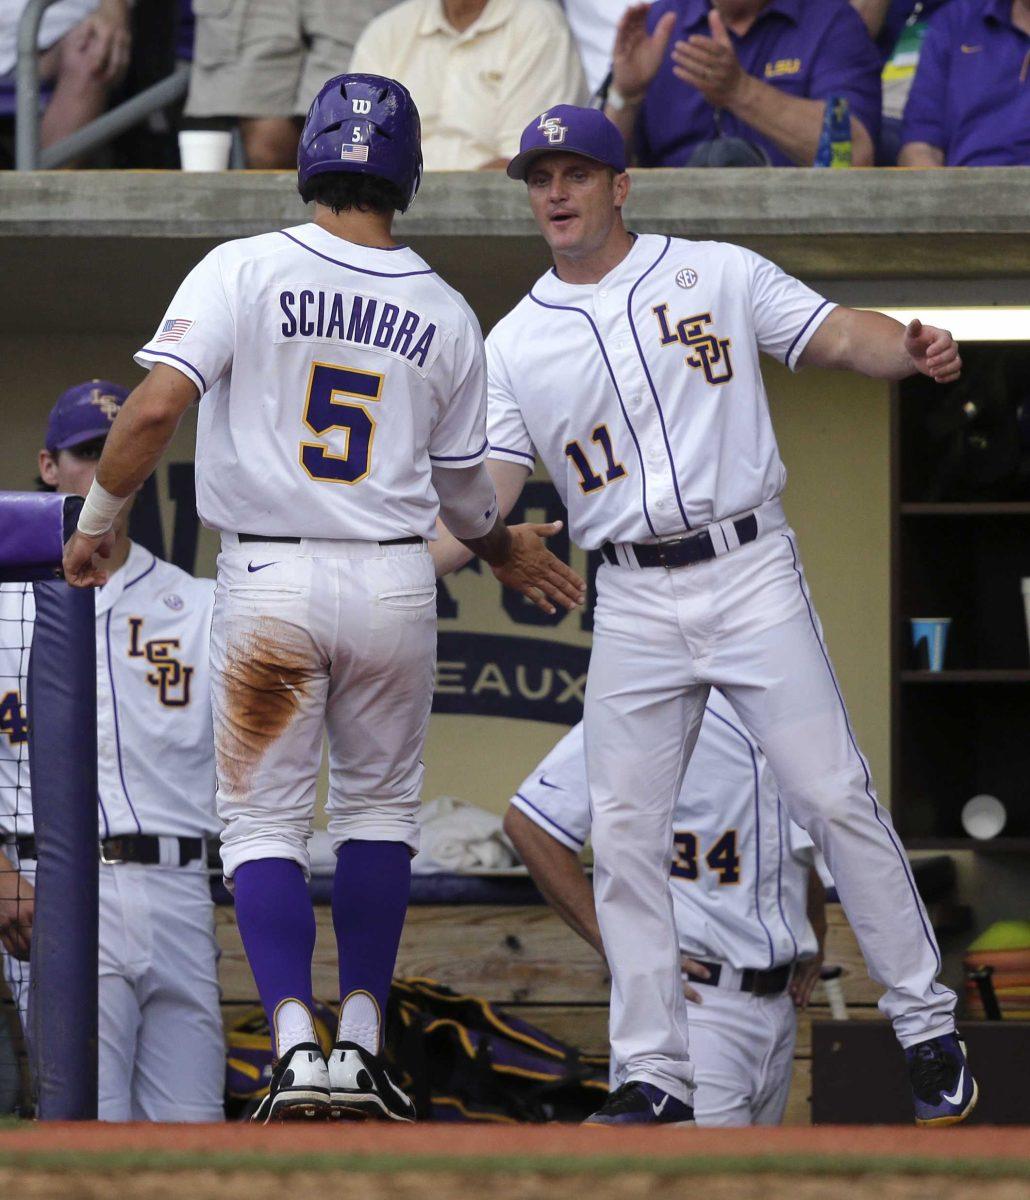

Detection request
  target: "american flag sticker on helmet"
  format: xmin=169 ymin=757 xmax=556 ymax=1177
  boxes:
xmin=156 ymin=318 xmax=194 ymax=344
xmin=341 ymin=144 xmax=370 ymax=163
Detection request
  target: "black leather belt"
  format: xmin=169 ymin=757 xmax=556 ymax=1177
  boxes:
xmin=602 ymin=513 xmax=758 ymax=569
xmin=238 ymin=533 xmax=424 ymax=547
xmin=13 ymin=835 xmax=204 ymax=867
xmin=101 ymin=835 xmax=205 ymax=866
xmin=686 ymin=959 xmax=794 ymax=997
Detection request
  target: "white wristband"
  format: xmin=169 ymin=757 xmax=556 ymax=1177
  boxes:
xmin=77 ymin=480 xmax=126 ymax=537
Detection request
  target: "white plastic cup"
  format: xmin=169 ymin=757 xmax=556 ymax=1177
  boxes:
xmin=1022 ymin=578 xmax=1030 ymax=662
xmin=178 ymin=130 xmax=232 ymax=172
xmin=961 ymin=794 xmax=1007 ymax=840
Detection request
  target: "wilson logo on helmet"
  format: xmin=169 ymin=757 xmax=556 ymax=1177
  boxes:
xmin=352 ymin=99 xmax=372 ymax=115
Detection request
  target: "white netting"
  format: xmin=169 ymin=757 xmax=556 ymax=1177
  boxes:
xmin=0 ymin=580 xmax=34 ymax=1113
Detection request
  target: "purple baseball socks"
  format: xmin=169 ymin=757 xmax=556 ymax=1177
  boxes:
xmin=333 ymin=839 xmax=411 ymax=1051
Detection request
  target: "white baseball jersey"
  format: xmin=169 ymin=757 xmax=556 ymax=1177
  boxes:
xmin=511 ymin=690 xmax=817 ymax=970
xmin=135 ymin=223 xmax=489 ymax=541
xmin=486 ymin=233 xmax=835 ymax=548
xmin=0 ymin=543 xmax=218 ymax=839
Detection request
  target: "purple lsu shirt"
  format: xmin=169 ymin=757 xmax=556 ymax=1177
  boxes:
xmin=637 ymin=0 xmax=882 ymax=168
xmin=901 ymin=0 xmax=1030 ymax=166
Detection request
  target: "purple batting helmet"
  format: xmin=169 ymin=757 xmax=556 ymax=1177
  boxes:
xmin=297 ymin=73 xmax=423 ymax=212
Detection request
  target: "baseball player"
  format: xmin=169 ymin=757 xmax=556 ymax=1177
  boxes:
xmin=505 ymin=688 xmax=827 ymax=1126
xmin=477 ymin=104 xmax=975 ymax=1127
xmin=62 ymin=74 xmax=585 ymax=1124
xmin=0 ymin=380 xmax=224 ymax=1122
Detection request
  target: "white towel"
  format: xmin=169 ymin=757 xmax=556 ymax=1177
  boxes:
xmin=411 ymin=796 xmax=517 ymax=875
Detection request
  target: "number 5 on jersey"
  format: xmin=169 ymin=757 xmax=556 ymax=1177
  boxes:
xmin=300 ymin=361 xmax=383 ymax=484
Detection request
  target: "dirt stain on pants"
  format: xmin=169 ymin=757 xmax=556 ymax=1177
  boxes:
xmin=215 ymin=617 xmax=314 ymax=798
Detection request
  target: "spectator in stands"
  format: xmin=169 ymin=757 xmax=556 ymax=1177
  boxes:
xmin=0 ymin=0 xmax=130 ymax=154
xmin=851 ymin=0 xmax=952 ymax=56
xmin=899 ymin=0 xmax=1030 ymax=166
xmin=849 ymin=0 xmax=953 ymax=164
xmin=604 ymin=1 xmax=882 ymax=167
xmin=184 ymin=0 xmax=395 ymax=169
xmin=350 ymin=0 xmax=587 ymax=171
xmin=563 ymin=0 xmax=638 ymax=96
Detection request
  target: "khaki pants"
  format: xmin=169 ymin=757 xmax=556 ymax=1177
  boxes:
xmin=185 ymin=0 xmax=395 ymax=118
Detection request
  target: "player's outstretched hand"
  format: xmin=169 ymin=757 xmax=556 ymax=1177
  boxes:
xmin=904 ymin=319 xmax=961 ymax=384
xmin=491 ymin=521 xmax=587 ymax=616
xmin=62 ymin=529 xmax=115 ymax=589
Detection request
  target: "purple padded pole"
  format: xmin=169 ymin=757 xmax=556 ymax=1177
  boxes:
xmin=27 ymin=579 xmax=98 ymax=1119
xmin=1 ymin=493 xmax=101 ymax=1120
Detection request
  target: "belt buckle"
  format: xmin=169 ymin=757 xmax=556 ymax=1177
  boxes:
xmin=100 ymin=839 xmax=125 ymax=865
xmin=655 ymin=531 xmax=697 ymax=568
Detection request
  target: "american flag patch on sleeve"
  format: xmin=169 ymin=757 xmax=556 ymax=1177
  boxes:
xmin=340 ymin=144 xmax=370 ymax=163
xmin=156 ymin=318 xmax=194 ymax=344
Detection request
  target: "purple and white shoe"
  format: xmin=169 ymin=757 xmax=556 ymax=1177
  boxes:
xmin=583 ymin=1080 xmax=694 ymax=1127
xmin=906 ymin=1033 xmax=979 ymax=1126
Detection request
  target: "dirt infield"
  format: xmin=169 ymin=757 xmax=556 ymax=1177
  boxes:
xmin=0 ymin=1123 xmax=1028 ymax=1168
xmin=1 ymin=1124 xmax=1028 ymax=1200
xmin=2 ymin=1171 xmax=1030 ymax=1200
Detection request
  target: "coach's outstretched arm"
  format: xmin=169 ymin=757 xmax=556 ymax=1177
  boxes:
xmin=432 ymin=460 xmax=584 ymax=615
xmin=62 ymin=365 xmax=198 ymax=587
xmin=799 ymin=310 xmax=962 ymax=383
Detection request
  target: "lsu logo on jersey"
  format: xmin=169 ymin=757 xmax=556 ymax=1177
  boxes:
xmin=652 ymin=304 xmax=734 ymax=386
xmin=536 ymin=112 xmax=568 ymax=145
xmin=127 ymin=618 xmax=193 ymax=707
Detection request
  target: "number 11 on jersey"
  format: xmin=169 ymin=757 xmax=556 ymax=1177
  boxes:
xmin=565 ymin=424 xmax=627 ymax=494
xmin=300 ymin=361 xmax=383 ymax=485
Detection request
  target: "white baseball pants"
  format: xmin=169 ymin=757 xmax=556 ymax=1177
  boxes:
xmin=586 ymin=522 xmax=956 ymax=1103
xmin=611 ymin=979 xmax=798 ymax=1126
xmin=3 ymin=854 xmax=224 ymax=1121
xmin=212 ymin=537 xmax=437 ymax=880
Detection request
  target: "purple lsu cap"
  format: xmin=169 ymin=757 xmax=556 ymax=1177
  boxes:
xmin=45 ymin=379 xmax=128 ymax=453
xmin=507 ymin=105 xmax=627 ymax=181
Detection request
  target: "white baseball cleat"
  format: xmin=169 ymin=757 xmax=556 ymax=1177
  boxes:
xmin=252 ymin=1042 xmax=331 ymax=1123
xmin=327 ymin=1041 xmax=416 ymax=1121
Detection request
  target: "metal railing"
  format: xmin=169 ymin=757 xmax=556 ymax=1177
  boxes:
xmin=15 ymin=0 xmax=189 ymax=170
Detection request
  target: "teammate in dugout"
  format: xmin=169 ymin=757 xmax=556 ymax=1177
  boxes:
xmin=62 ymin=74 xmax=586 ymax=1124
xmin=505 ymin=689 xmax=827 ymax=1127
xmin=435 ymin=104 xmax=975 ymax=1127
xmin=0 ymin=381 xmax=224 ymax=1121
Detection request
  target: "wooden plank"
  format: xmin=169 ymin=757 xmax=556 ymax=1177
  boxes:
xmin=823 ymin=908 xmax=883 ymax=1007
xmin=782 ymin=1057 xmax=811 ymax=1126
xmin=217 ymin=905 xmax=610 ymax=1004
xmin=217 ymin=903 xmax=883 ymax=1007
